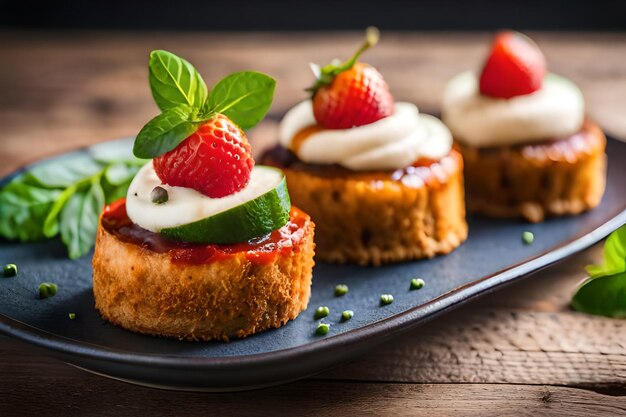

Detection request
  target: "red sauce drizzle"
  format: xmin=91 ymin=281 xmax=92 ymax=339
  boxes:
xmin=101 ymin=199 xmax=308 ymax=265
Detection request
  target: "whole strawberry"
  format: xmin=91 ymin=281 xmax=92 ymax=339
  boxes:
xmin=153 ymin=114 xmax=254 ymax=198
xmin=479 ymin=31 xmax=547 ymax=99
xmin=309 ymin=27 xmax=394 ymax=129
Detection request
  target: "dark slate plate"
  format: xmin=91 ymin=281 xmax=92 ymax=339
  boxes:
xmin=1 ymin=137 xmax=625 ymax=391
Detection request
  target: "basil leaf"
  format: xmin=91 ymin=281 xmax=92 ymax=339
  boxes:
xmin=572 ymin=272 xmax=626 ymax=318
xmin=207 ymin=71 xmax=276 ymax=130
xmin=149 ymin=50 xmax=208 ymax=112
xmin=102 ymin=163 xmax=141 ymax=204
xmin=133 ymin=105 xmax=199 ymax=158
xmin=105 ymin=162 xmax=141 ymax=186
xmin=23 ymin=154 xmax=104 ymax=189
xmin=89 ymin=140 xmax=147 ymax=166
xmin=586 ymin=226 xmax=626 ymax=278
xmin=59 ymin=179 xmax=105 ymax=259
xmin=0 ymin=180 xmax=62 ymax=241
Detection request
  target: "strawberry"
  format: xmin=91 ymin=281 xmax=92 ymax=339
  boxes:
xmin=309 ymin=27 xmax=394 ymax=129
xmin=479 ymin=31 xmax=547 ymax=99
xmin=153 ymin=114 xmax=254 ymax=198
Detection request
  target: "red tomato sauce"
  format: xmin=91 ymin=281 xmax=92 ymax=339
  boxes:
xmin=101 ymin=199 xmax=309 ymax=265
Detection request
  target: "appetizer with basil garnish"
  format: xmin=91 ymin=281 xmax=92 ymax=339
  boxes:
xmin=92 ymin=50 xmax=315 ymax=341
xmin=442 ymin=31 xmax=606 ymax=222
xmin=263 ymin=28 xmax=467 ymax=266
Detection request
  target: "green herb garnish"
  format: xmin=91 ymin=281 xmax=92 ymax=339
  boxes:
xmin=3 ymin=263 xmax=17 ymax=277
xmin=314 ymin=306 xmax=330 ymax=319
xmin=380 ymin=294 xmax=394 ymax=305
xmin=334 ymin=284 xmax=349 ymax=296
xmin=410 ymin=278 xmax=425 ymax=290
xmin=572 ymin=225 xmax=626 ymax=318
xmin=522 ymin=231 xmax=534 ymax=245
xmin=134 ymin=50 xmax=276 ymax=159
xmin=341 ymin=310 xmax=354 ymax=321
xmin=0 ymin=151 xmax=146 ymax=259
xmin=39 ymin=282 xmax=58 ymax=299
xmin=315 ymin=323 xmax=330 ymax=336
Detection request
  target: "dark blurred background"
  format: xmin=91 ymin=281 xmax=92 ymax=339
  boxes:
xmin=2 ymin=0 xmax=626 ymax=31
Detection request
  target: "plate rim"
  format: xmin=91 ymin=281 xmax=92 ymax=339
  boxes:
xmin=1 ymin=137 xmax=625 ymax=373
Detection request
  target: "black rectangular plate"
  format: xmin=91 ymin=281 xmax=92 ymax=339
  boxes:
xmin=0 ymin=137 xmax=625 ymax=391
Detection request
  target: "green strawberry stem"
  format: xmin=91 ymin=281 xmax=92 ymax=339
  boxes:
xmin=339 ymin=26 xmax=380 ymax=73
xmin=308 ymin=26 xmax=380 ymax=94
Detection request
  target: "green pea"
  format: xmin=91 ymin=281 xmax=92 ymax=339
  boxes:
xmin=522 ymin=231 xmax=534 ymax=245
xmin=315 ymin=323 xmax=330 ymax=336
xmin=410 ymin=278 xmax=425 ymax=290
xmin=341 ymin=310 xmax=354 ymax=321
xmin=68 ymin=313 xmax=76 ymax=320
xmin=3 ymin=264 xmax=17 ymax=277
xmin=334 ymin=284 xmax=349 ymax=296
xmin=39 ymin=282 xmax=58 ymax=299
xmin=380 ymin=294 xmax=394 ymax=305
xmin=314 ymin=306 xmax=330 ymax=319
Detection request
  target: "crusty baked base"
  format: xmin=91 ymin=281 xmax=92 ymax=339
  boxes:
xmin=275 ymin=151 xmax=467 ymax=266
xmin=92 ymin=212 xmax=315 ymax=342
xmin=457 ymin=120 xmax=606 ymax=223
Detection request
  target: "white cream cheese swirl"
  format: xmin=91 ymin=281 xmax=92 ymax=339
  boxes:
xmin=442 ymin=71 xmax=585 ymax=147
xmin=126 ymin=164 xmax=284 ymax=233
xmin=279 ymin=101 xmax=452 ymax=171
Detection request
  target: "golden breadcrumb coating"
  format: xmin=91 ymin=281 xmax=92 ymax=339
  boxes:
xmin=92 ymin=208 xmax=315 ymax=341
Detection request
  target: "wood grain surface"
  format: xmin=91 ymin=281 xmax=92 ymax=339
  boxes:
xmin=0 ymin=31 xmax=625 ymax=416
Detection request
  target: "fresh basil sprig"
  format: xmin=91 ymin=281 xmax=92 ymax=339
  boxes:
xmin=572 ymin=225 xmax=626 ymax=318
xmin=134 ymin=50 xmax=276 ymax=159
xmin=0 ymin=151 xmax=146 ymax=259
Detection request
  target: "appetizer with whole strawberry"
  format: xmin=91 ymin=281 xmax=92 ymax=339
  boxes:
xmin=92 ymin=50 xmax=315 ymax=341
xmin=263 ymin=28 xmax=467 ymax=266
xmin=442 ymin=31 xmax=607 ymax=222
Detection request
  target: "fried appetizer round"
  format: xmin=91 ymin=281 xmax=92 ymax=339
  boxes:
xmin=264 ymin=149 xmax=467 ymax=266
xmin=92 ymin=201 xmax=315 ymax=341
xmin=457 ymin=120 xmax=606 ymax=223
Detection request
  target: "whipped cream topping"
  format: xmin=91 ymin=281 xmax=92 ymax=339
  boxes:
xmin=279 ymin=101 xmax=452 ymax=171
xmin=442 ymin=71 xmax=585 ymax=147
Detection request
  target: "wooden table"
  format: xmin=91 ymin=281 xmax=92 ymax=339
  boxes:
xmin=1 ymin=31 xmax=625 ymax=416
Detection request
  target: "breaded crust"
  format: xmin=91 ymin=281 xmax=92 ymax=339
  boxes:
xmin=92 ymin=211 xmax=315 ymax=342
xmin=457 ymin=120 xmax=606 ymax=223
xmin=275 ymin=151 xmax=467 ymax=266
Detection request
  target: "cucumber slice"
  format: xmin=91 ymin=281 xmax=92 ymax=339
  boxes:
xmin=159 ymin=167 xmax=291 ymax=244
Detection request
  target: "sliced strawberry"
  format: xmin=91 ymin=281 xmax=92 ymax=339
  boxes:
xmin=153 ymin=114 xmax=254 ymax=198
xmin=313 ymin=62 xmax=394 ymax=129
xmin=479 ymin=31 xmax=547 ymax=99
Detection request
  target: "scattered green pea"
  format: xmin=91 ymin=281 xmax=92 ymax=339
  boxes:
xmin=380 ymin=294 xmax=394 ymax=305
xmin=3 ymin=263 xmax=17 ymax=277
xmin=68 ymin=313 xmax=76 ymax=320
xmin=522 ymin=231 xmax=534 ymax=245
xmin=410 ymin=278 xmax=425 ymax=290
xmin=341 ymin=310 xmax=354 ymax=321
xmin=314 ymin=306 xmax=330 ymax=319
xmin=39 ymin=282 xmax=58 ymax=299
xmin=334 ymin=284 xmax=349 ymax=296
xmin=315 ymin=323 xmax=330 ymax=336
xmin=151 ymin=186 xmax=169 ymax=204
